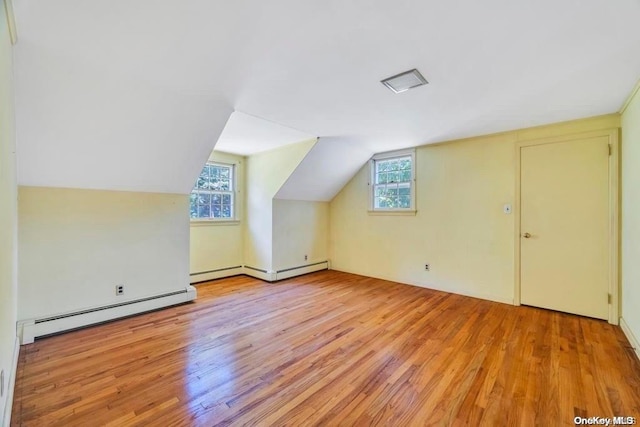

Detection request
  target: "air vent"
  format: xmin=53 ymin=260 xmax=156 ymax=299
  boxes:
xmin=381 ymin=69 xmax=428 ymax=94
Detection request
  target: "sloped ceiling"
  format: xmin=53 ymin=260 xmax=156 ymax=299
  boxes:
xmin=215 ymin=112 xmax=315 ymax=156
xmin=13 ymin=0 xmax=640 ymax=195
xmin=276 ymin=137 xmax=373 ymax=202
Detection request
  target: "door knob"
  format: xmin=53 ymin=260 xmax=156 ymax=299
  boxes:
xmin=522 ymin=232 xmax=531 ymax=238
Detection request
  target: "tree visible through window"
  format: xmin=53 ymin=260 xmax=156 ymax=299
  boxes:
xmin=371 ymin=153 xmax=414 ymax=210
xmin=190 ymin=162 xmax=235 ymax=219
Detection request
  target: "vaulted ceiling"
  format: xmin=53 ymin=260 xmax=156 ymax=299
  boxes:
xmin=13 ymin=0 xmax=640 ymax=196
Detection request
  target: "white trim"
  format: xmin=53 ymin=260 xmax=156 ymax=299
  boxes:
xmin=620 ymin=317 xmax=640 ymax=362
xmin=367 ymin=210 xmax=417 ymax=216
xmin=190 ymin=161 xmax=238 ymax=221
xmin=1 ymin=336 xmax=19 ymax=427
xmin=369 ymin=149 xmax=416 ymax=212
xmin=190 ymin=266 xmax=243 ymax=283
xmin=620 ymin=78 xmax=640 ymax=114
xmin=190 ymin=219 xmax=240 ymax=227
xmin=17 ymin=287 xmax=197 ymax=345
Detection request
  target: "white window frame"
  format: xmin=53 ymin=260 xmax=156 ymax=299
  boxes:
xmin=190 ymin=161 xmax=238 ymax=222
xmin=369 ymin=149 xmax=416 ymax=213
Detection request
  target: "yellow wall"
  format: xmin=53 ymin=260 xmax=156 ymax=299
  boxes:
xmin=621 ymin=84 xmax=640 ymax=347
xmin=330 ymin=114 xmax=620 ymax=304
xmin=190 ymin=151 xmax=244 ymax=281
xmin=0 ymin=0 xmax=17 ymax=421
xmin=244 ymin=139 xmax=316 ymax=271
xmin=18 ymin=187 xmax=190 ymax=320
xmin=273 ymin=199 xmax=329 ymax=271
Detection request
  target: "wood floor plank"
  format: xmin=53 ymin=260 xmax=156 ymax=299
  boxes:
xmin=11 ymin=270 xmax=640 ymax=426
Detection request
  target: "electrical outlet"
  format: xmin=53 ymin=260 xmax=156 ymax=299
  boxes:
xmin=1 ymin=369 xmax=4 ymax=397
xmin=116 ymin=285 xmax=124 ymax=296
xmin=304 ymin=254 xmax=308 ymax=261
xmin=425 ymin=264 xmax=430 ymax=271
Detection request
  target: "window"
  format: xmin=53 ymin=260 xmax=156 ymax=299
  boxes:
xmin=370 ymin=150 xmax=415 ymax=211
xmin=190 ymin=162 xmax=235 ymax=220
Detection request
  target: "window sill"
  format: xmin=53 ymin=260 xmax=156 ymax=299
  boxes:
xmin=190 ymin=219 xmax=241 ymax=227
xmin=367 ymin=210 xmax=417 ymax=216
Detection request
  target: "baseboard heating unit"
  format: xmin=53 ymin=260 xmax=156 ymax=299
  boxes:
xmin=17 ymin=286 xmax=197 ymax=345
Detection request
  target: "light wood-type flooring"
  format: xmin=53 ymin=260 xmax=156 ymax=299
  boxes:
xmin=11 ymin=270 xmax=640 ymax=426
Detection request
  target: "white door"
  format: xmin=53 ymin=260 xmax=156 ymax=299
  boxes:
xmin=520 ymin=135 xmax=610 ymax=320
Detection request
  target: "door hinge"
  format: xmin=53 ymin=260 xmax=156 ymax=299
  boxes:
xmin=608 ymin=144 xmax=612 ymax=156
xmin=608 ymin=293 xmax=612 ymax=304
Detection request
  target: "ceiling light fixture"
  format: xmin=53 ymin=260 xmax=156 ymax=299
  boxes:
xmin=381 ymin=69 xmax=428 ymax=94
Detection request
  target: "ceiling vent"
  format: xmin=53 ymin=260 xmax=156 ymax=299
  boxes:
xmin=381 ymin=69 xmax=428 ymax=94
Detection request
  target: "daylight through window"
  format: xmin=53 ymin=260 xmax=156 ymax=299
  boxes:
xmin=190 ymin=162 xmax=235 ymax=220
xmin=371 ymin=152 xmax=415 ymax=210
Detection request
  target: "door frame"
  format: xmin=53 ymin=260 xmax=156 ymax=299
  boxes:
xmin=514 ymin=128 xmax=620 ymax=325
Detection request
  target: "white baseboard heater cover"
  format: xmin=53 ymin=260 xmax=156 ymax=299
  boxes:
xmin=18 ymin=286 xmax=197 ymax=345
xmin=241 ymin=261 xmax=329 ymax=282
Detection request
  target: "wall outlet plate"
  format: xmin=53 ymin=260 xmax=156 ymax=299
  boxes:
xmin=116 ymin=285 xmax=124 ymax=296
xmin=425 ymin=264 xmax=430 ymax=271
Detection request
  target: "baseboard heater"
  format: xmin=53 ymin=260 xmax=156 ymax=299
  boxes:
xmin=18 ymin=286 xmax=197 ymax=345
xmin=243 ymin=261 xmax=330 ymax=281
xmin=190 ymin=265 xmax=243 ymax=283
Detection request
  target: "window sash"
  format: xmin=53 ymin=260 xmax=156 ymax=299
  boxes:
xmin=191 ymin=162 xmax=236 ymax=220
xmin=370 ymin=151 xmax=415 ymax=211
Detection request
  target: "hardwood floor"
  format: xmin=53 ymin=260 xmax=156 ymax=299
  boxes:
xmin=11 ymin=270 xmax=640 ymax=426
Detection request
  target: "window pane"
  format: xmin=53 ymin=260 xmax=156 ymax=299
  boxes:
xmin=371 ymin=154 xmax=413 ymax=210
xmin=375 ymin=198 xmax=387 ymax=208
xmin=198 ymin=204 xmax=210 ymax=218
xmin=191 ymin=162 xmax=235 ymax=220
xmin=200 ymin=165 xmax=210 ymax=179
xmin=197 ymin=193 xmax=211 ymax=205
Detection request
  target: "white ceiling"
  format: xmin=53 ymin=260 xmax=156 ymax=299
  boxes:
xmin=215 ymin=112 xmax=315 ymax=156
xmin=13 ymin=0 xmax=640 ymax=195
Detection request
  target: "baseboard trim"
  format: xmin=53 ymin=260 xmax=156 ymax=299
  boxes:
xmin=2 ymin=336 xmax=19 ymax=427
xmin=330 ymin=267 xmax=513 ymax=305
xmin=18 ymin=286 xmax=197 ymax=344
xmin=620 ymin=317 xmax=640 ymax=362
xmin=190 ymin=266 xmax=244 ymax=284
